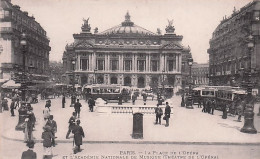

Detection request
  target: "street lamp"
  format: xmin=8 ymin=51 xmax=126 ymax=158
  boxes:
xmin=186 ymin=57 xmax=193 ymax=109
xmin=71 ymin=59 xmax=76 ymax=106
xmin=16 ymin=33 xmax=29 ymax=131
xmin=240 ymin=34 xmax=257 ymax=134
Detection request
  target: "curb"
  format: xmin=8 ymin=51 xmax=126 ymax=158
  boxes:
xmin=2 ymin=134 xmax=260 ymax=146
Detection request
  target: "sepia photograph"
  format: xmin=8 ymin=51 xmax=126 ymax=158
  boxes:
xmin=0 ymin=0 xmax=260 ymax=158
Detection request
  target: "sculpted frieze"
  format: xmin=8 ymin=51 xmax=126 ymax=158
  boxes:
xmin=75 ymin=39 xmax=94 ymax=48
xmin=161 ymin=42 xmax=183 ymax=50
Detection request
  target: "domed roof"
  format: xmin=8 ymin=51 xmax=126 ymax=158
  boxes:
xmin=99 ymin=12 xmax=156 ymax=36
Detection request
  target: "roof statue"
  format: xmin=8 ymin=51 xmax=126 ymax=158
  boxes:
xmin=157 ymin=28 xmax=161 ymax=35
xmin=122 ymin=11 xmax=134 ymax=26
xmin=81 ymin=17 xmax=91 ymax=33
xmin=168 ymin=19 xmax=173 ymax=26
xmin=94 ymin=27 xmax=98 ymax=34
xmin=125 ymin=11 xmax=131 ymax=22
xmin=165 ymin=19 xmax=175 ymax=34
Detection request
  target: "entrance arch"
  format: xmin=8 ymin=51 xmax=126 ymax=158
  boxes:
xmin=97 ymin=76 xmax=104 ymax=84
xmin=111 ymin=76 xmax=118 ymax=84
xmin=150 ymin=77 xmax=159 ymax=92
xmin=138 ymin=77 xmax=145 ymax=88
xmin=167 ymin=76 xmax=175 ymax=86
xmin=124 ymin=76 xmax=131 ymax=86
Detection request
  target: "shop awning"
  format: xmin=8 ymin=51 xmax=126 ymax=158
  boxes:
xmin=1 ymin=80 xmax=21 ymax=89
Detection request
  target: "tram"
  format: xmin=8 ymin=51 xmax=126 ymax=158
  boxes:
xmin=82 ymin=84 xmax=131 ymax=102
xmin=215 ymin=87 xmax=246 ymax=111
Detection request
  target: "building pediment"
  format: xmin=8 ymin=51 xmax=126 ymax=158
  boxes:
xmin=75 ymin=40 xmax=94 ymax=49
xmin=161 ymin=43 xmax=183 ymax=50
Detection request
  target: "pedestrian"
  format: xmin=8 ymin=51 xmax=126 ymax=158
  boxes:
xmin=45 ymin=115 xmax=57 ymax=147
xmin=72 ymin=120 xmax=85 ymax=154
xmin=10 ymin=99 xmax=15 ymax=116
xmin=21 ymin=140 xmax=37 ymax=159
xmin=202 ymin=98 xmax=206 ymax=112
xmin=42 ymin=125 xmax=54 ymax=159
xmin=230 ymin=102 xmax=236 ymax=116
xmin=155 ymin=104 xmax=163 ymax=124
xmin=45 ymin=100 xmax=51 ymax=111
xmin=118 ymin=93 xmax=123 ymax=105
xmin=2 ymin=97 xmax=8 ymax=111
xmin=164 ymin=102 xmax=171 ymax=127
xmin=207 ymin=99 xmax=212 ymax=114
xmin=143 ymin=93 xmax=147 ymax=105
xmin=211 ymin=99 xmax=216 ymax=115
xmin=23 ymin=114 xmax=34 ymax=143
xmin=74 ymin=99 xmax=82 ymax=118
xmin=66 ymin=112 xmax=76 ymax=139
xmin=62 ymin=94 xmax=66 ymax=108
xmin=222 ymin=105 xmax=228 ymax=119
xmin=198 ymin=97 xmax=202 ymax=108
xmin=132 ymin=94 xmax=136 ymax=105
xmin=236 ymin=101 xmax=243 ymax=122
xmin=158 ymin=96 xmax=163 ymax=105
xmin=43 ymin=106 xmax=50 ymax=121
xmin=88 ymin=97 xmax=95 ymax=112
xmin=27 ymin=108 xmax=36 ymax=139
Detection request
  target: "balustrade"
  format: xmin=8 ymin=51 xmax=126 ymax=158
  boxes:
xmin=97 ymin=104 xmax=173 ymax=115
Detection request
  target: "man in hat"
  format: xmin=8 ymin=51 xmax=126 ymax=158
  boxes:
xmin=10 ymin=98 xmax=15 ymax=116
xmin=21 ymin=140 xmax=37 ymax=159
xmin=88 ymin=97 xmax=95 ymax=112
xmin=164 ymin=102 xmax=171 ymax=127
xmin=46 ymin=115 xmax=57 ymax=147
xmin=155 ymin=104 xmax=163 ymax=124
xmin=42 ymin=125 xmax=54 ymax=159
xmin=45 ymin=100 xmax=51 ymax=111
xmin=62 ymin=94 xmax=66 ymax=108
xmin=72 ymin=120 xmax=85 ymax=153
xmin=74 ymin=99 xmax=82 ymax=118
xmin=66 ymin=112 xmax=76 ymax=139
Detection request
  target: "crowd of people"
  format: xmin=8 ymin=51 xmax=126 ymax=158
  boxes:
xmin=1 ymin=89 xmax=255 ymax=159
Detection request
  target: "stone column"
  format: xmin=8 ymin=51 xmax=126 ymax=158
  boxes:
xmin=178 ymin=54 xmax=182 ymax=73
xmin=146 ymin=54 xmax=149 ymax=72
xmin=93 ymin=52 xmax=96 ymax=70
xmin=107 ymin=54 xmax=110 ymax=71
xmin=160 ymin=54 xmax=163 ymax=71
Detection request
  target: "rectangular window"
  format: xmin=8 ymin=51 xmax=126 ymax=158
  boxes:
xmin=111 ymin=60 xmax=118 ymax=71
xmin=97 ymin=60 xmax=104 ymax=70
xmin=80 ymin=59 xmax=89 ymax=70
xmin=124 ymin=60 xmax=132 ymax=71
xmin=168 ymin=60 xmax=175 ymax=71
xmin=138 ymin=60 xmax=145 ymax=71
xmin=151 ymin=60 xmax=158 ymax=72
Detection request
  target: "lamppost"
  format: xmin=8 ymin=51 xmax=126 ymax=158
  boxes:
xmin=240 ymin=34 xmax=257 ymax=134
xmin=70 ymin=59 xmax=76 ymax=106
xmin=186 ymin=57 xmax=193 ymax=109
xmin=15 ymin=33 xmax=29 ymax=131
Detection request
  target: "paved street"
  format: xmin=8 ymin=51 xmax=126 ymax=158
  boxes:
xmin=1 ymin=96 xmax=260 ymax=159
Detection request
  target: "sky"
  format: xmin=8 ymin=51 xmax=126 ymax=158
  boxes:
xmin=11 ymin=0 xmax=251 ymax=63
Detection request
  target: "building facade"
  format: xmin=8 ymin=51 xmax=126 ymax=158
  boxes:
xmin=0 ymin=0 xmax=51 ymax=81
xmin=192 ymin=63 xmax=209 ymax=87
xmin=63 ymin=12 xmax=190 ymax=93
xmin=208 ymin=0 xmax=260 ymax=89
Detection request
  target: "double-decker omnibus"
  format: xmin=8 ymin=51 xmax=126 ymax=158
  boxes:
xmin=82 ymin=84 xmax=131 ymax=102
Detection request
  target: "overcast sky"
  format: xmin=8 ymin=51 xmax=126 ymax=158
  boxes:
xmin=12 ymin=0 xmax=251 ymax=63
